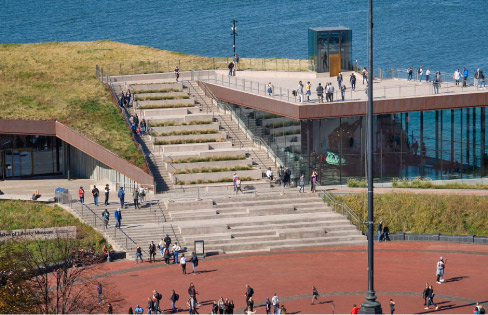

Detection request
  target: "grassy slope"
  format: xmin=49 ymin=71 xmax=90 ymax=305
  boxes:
xmin=337 ymin=193 xmax=488 ymax=236
xmin=0 ymin=200 xmax=106 ymax=250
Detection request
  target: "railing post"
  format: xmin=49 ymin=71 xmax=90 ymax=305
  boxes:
xmin=126 ymin=237 xmax=128 ymax=249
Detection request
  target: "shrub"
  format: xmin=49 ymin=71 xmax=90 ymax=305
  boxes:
xmin=154 ymin=138 xmax=225 ymax=145
xmin=170 ymin=155 xmax=246 ymax=164
xmin=174 ymin=165 xmax=253 ymax=174
xmin=148 ymin=120 xmax=212 ymax=127
xmin=137 ymin=104 xmax=192 ymax=109
xmin=176 ymin=176 xmax=255 ymax=185
xmin=135 ymin=95 xmax=190 ymax=101
xmin=347 ymin=178 xmax=367 ymax=188
xmin=152 ymin=129 xmax=218 ymax=137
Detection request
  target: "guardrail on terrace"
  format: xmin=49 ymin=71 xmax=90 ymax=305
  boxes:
xmin=320 ymin=189 xmax=362 ymax=232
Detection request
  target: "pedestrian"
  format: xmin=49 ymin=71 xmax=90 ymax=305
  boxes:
xmin=407 ymin=65 xmax=413 ymax=81
xmin=267 ymin=82 xmax=273 ymax=96
xmin=235 ymin=178 xmax=242 ymax=194
xmin=351 ymin=304 xmax=360 ymax=314
xmin=233 ymin=53 xmax=239 ymax=72
xmin=389 ymin=299 xmax=395 ymax=314
xmin=149 ymin=241 xmax=156 ymax=263
xmin=97 ymin=282 xmax=103 ymax=304
xmin=129 ymin=307 xmax=134 ymax=314
xmin=212 ymin=301 xmax=218 ymax=314
xmin=475 ymin=68 xmax=481 ymax=88
xmin=266 ymin=167 xmax=274 ymax=181
xmin=418 ymin=66 xmax=423 ymax=83
xmin=350 ymin=73 xmax=356 ymax=90
xmin=305 ymin=81 xmax=312 ymax=101
xmin=133 ymin=188 xmax=140 ymax=209
xmin=170 ymin=289 xmax=179 ymax=313
xmin=135 ymin=304 xmax=143 ymax=314
xmin=218 ymin=297 xmax=225 ymax=314
xmin=454 ymin=69 xmax=460 ymax=86
xmin=153 ymin=290 xmax=162 ymax=314
xmin=299 ymin=174 xmax=305 ymax=193
xmin=140 ymin=119 xmax=147 ymax=135
xmin=297 ymin=81 xmax=304 ymax=103
xmin=103 ymin=209 xmax=110 ymax=228
xmin=462 ymin=66 xmax=468 ymax=87
xmin=283 ymin=167 xmax=291 ymax=188
xmin=190 ymin=251 xmax=198 ymax=274
xmin=311 ymin=170 xmax=317 ymax=192
xmin=119 ymin=90 xmax=126 ymax=107
xmin=164 ymin=234 xmax=172 ymax=247
xmin=337 ymin=72 xmax=343 ymax=88
xmin=104 ymin=184 xmax=110 ymax=205
xmin=474 ymin=302 xmax=485 ymax=314
xmin=325 ymin=83 xmax=330 ymax=102
xmin=341 ymin=84 xmax=346 ymax=101
xmin=480 ymin=70 xmax=486 ymax=89
xmin=79 ymin=186 xmax=85 ymax=204
xmin=245 ymin=285 xmax=254 ymax=309
xmin=377 ymin=220 xmax=383 ymax=241
xmin=311 ymin=286 xmax=319 ymax=305
xmin=362 ymin=67 xmax=368 ymax=84
xmin=147 ymin=297 xmax=154 ymax=314
xmin=108 ymin=303 xmax=113 ymax=314
xmin=187 ymin=295 xmax=197 ymax=314
xmin=136 ymin=244 xmax=143 ymax=264
xmin=139 ymin=186 xmax=145 ymax=205
xmin=425 ymin=68 xmax=431 ymax=82
xmin=436 ymin=256 xmax=446 ymax=283
xmin=424 ymin=285 xmax=439 ymax=310
xmin=383 ymin=224 xmax=391 ymax=241
xmin=180 ymin=254 xmax=187 ymax=274
xmin=92 ymin=185 xmax=99 ymax=206
xmin=228 ymin=61 xmax=234 ymax=76
xmin=422 ymin=283 xmax=429 ymax=306
xmin=164 ymin=245 xmax=171 ymax=264
xmin=328 ymin=83 xmax=334 ymax=101
xmin=233 ymin=172 xmax=238 ymax=192
xmin=174 ymin=66 xmax=180 ymax=82
xmin=265 ymin=298 xmax=271 ymax=314
xmin=316 ymin=83 xmax=324 ymax=103
xmin=118 ymin=187 xmax=125 ymax=208
xmin=126 ymin=90 xmax=132 ymax=106
xmin=247 ymin=297 xmax=254 ymax=313
xmin=117 ymin=209 xmax=122 ymax=228
xmin=272 ymin=293 xmax=279 ymax=314
xmin=433 ymin=73 xmax=440 ymax=94
xmin=114 ymin=208 xmax=121 ymax=228
xmin=172 ymin=242 xmax=181 ymax=264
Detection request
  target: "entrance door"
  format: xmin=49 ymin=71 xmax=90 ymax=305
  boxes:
xmin=4 ymin=148 xmax=33 ymax=177
xmin=329 ymin=54 xmax=341 ymax=77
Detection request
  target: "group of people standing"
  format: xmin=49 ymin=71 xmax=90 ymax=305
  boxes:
xmin=130 ymin=113 xmax=147 ymax=136
xmin=119 ymin=89 xmax=132 ymax=107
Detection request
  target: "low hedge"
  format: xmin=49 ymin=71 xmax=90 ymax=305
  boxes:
xmin=174 ymin=165 xmax=253 ymax=174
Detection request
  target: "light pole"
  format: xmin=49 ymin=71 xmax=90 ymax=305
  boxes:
xmin=359 ymin=0 xmax=382 ymax=313
xmin=231 ymin=19 xmax=238 ymax=54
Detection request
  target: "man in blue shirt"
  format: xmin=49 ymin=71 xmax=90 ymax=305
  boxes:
xmin=118 ymin=187 xmax=125 ymax=208
xmin=463 ymin=67 xmax=468 ymax=87
xmin=135 ymin=305 xmax=143 ymax=314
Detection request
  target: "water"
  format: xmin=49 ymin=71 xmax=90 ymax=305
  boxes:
xmin=1 ymin=0 xmax=487 ymax=73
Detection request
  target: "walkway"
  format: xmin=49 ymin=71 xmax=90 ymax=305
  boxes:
xmin=90 ymin=242 xmax=488 ymax=314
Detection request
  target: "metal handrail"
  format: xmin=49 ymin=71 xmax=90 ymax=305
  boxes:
xmin=320 ymin=190 xmax=362 ymax=231
xmin=170 ymin=224 xmax=181 ymax=247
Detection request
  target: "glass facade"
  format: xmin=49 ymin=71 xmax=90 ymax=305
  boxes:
xmin=222 ymin=102 xmax=488 ymax=185
xmin=308 ymin=27 xmax=353 ymax=73
xmin=0 ymin=134 xmax=63 ymax=179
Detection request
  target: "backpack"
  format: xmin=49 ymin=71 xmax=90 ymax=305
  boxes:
xmin=157 ymin=293 xmax=162 ymax=300
xmin=249 ymin=287 xmax=254 ymax=296
xmin=175 ymin=294 xmax=180 ymax=301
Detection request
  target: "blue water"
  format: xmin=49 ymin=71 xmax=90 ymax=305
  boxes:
xmin=1 ymin=0 xmax=487 ymax=73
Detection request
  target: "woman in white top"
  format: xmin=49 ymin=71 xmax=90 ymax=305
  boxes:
xmin=180 ymin=254 xmax=187 ymax=274
xmin=266 ymin=167 xmax=273 ymax=181
xmin=454 ymin=69 xmax=460 ymax=86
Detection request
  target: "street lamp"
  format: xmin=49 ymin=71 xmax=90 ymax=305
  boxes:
xmin=231 ymin=19 xmax=238 ymax=54
xmin=359 ymin=0 xmax=382 ymax=313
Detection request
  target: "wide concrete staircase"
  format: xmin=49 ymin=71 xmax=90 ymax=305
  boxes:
xmin=166 ymin=192 xmax=366 ymax=254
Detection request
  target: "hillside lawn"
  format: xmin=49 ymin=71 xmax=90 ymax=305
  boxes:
xmin=336 ymin=192 xmax=488 ymax=237
xmin=0 ymin=41 xmax=308 ymax=170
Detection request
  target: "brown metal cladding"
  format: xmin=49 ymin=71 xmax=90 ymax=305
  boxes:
xmin=200 ymin=82 xmax=488 ymax=119
xmin=0 ymin=118 xmax=153 ymax=185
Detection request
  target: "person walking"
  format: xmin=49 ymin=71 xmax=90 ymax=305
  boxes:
xmin=337 ymin=72 xmax=343 ymax=88
xmin=114 ymin=208 xmax=120 ymax=228
xmin=424 ymin=285 xmax=439 ymax=310
xmin=328 ymin=83 xmax=335 ymax=102
xmin=299 ymin=174 xmax=305 ymax=193
xmin=377 ymin=220 xmax=383 ymax=241
xmin=305 ymin=81 xmax=312 ymax=101
xmin=149 ymin=241 xmax=156 ymax=263
xmin=311 ymin=286 xmax=320 ymax=305
xmin=454 ymin=69 xmax=460 ymax=86
xmin=389 ymin=299 xmax=395 ymax=314
xmin=407 ymin=65 xmax=413 ymax=81
xmin=118 ymin=187 xmax=125 ymax=208
xmin=104 ymin=184 xmax=110 ymax=206
xmin=97 ymin=282 xmax=103 ymax=304
xmin=462 ymin=67 xmax=468 ymax=87
xmin=316 ymin=83 xmax=324 ymax=103
xmin=92 ymin=185 xmax=99 ymax=206
xmin=172 ymin=242 xmax=181 ymax=264
xmin=117 ymin=209 xmax=122 ymax=228
xmin=245 ymin=285 xmax=254 ymax=309
xmin=133 ymin=188 xmax=140 ymax=209
xmin=422 ymin=283 xmax=430 ymax=306
xmin=108 ymin=303 xmax=113 ymax=314
xmin=103 ymin=209 xmax=110 ymax=228
xmin=235 ymin=178 xmax=242 ymax=194
xmin=267 ymin=82 xmax=273 ymax=96
xmin=170 ymin=289 xmax=179 ymax=313
xmin=350 ymin=73 xmax=356 ymax=91
xmin=164 ymin=245 xmax=171 ymax=264
xmin=79 ymin=186 xmax=85 ymax=204
xmin=180 ymin=254 xmax=187 ymax=274
xmin=265 ymin=298 xmax=271 ymax=314
xmin=433 ymin=72 xmax=440 ymax=94
xmin=233 ymin=172 xmax=238 ymax=192
xmin=362 ymin=67 xmax=368 ymax=84
xmin=418 ymin=66 xmax=424 ymax=83
xmin=174 ymin=66 xmax=180 ymax=82
xmin=147 ymin=297 xmax=154 ymax=314
xmin=341 ymin=84 xmax=346 ymax=101
xmin=164 ymin=234 xmax=172 ymax=247
xmin=136 ymin=244 xmax=143 ymax=264
xmin=383 ymin=224 xmax=391 ymax=241
xmin=190 ymin=252 xmax=198 ymax=274
xmin=436 ymin=257 xmax=447 ymax=283
xmin=480 ymin=70 xmax=486 ymax=89
xmin=297 ymin=81 xmax=304 ymax=103
xmin=425 ymin=68 xmax=431 ymax=82
xmin=283 ymin=167 xmax=291 ymax=188
xmin=228 ymin=61 xmax=234 ymax=76
xmin=139 ymin=186 xmax=145 ymax=204
xmin=271 ymin=293 xmax=279 ymax=314
xmin=311 ymin=170 xmax=317 ymax=192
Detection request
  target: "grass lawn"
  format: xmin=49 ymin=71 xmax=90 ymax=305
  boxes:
xmin=336 ymin=193 xmax=488 ymax=236
xmin=0 ymin=200 xmax=106 ymax=250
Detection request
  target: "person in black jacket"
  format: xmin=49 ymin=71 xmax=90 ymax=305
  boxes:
xmin=164 ymin=234 xmax=172 ymax=247
xmin=149 ymin=241 xmax=156 ymax=263
xmin=383 ymin=225 xmax=391 ymax=241
xmin=283 ymin=167 xmax=291 ymax=188
xmin=190 ymin=252 xmax=198 ymax=274
xmin=170 ymin=289 xmax=178 ymax=313
xmin=245 ymin=285 xmax=254 ymax=307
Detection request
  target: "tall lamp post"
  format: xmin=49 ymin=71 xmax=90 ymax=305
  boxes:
xmin=359 ymin=0 xmax=382 ymax=313
xmin=231 ymin=19 xmax=238 ymax=54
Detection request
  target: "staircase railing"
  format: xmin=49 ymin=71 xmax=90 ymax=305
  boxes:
xmin=320 ymin=189 xmax=362 ymax=232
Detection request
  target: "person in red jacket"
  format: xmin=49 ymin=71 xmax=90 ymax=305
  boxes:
xmin=351 ymin=304 xmax=361 ymax=314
